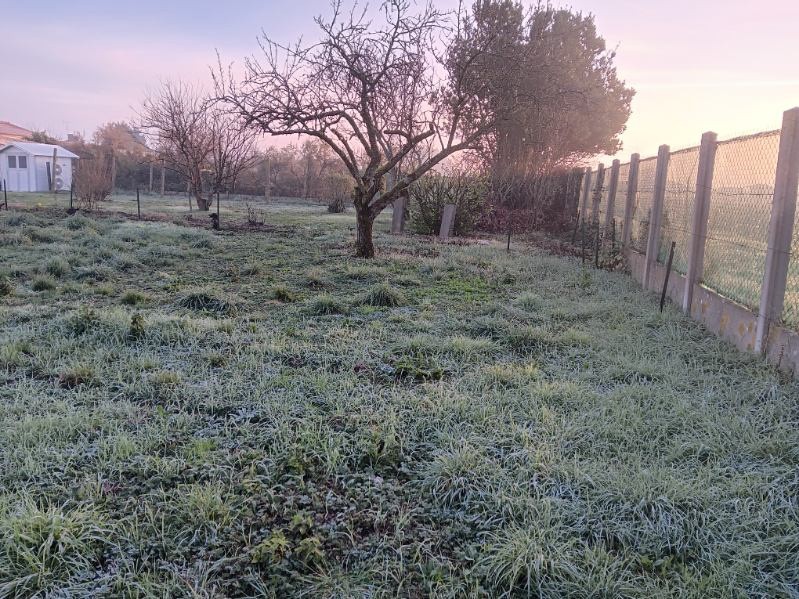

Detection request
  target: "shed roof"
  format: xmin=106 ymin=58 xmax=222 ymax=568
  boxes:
xmin=0 ymin=142 xmax=79 ymax=159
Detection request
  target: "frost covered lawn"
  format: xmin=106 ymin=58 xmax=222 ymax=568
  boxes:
xmin=1 ymin=200 xmax=797 ymax=597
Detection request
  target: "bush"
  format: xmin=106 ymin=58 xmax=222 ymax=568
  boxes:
xmin=408 ymin=171 xmax=486 ymax=236
xmin=326 ymin=173 xmax=351 ymax=213
xmin=74 ymin=155 xmax=113 ymax=210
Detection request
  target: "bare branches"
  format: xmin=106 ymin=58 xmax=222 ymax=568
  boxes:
xmin=139 ymin=81 xmax=257 ymax=210
xmin=215 ymin=0 xmax=508 ymax=256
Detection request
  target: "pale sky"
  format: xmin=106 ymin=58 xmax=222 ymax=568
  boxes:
xmin=1 ymin=0 xmax=797 ymax=161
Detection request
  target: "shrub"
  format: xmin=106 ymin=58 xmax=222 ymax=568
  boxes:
xmin=326 ymin=173 xmax=351 ymax=213
xmin=74 ymin=155 xmax=113 ymax=210
xmin=128 ymin=313 xmax=146 ymax=340
xmin=327 ymin=196 xmax=346 ymax=213
xmin=408 ymin=171 xmax=486 ymax=236
xmin=246 ymin=203 xmax=266 ymax=225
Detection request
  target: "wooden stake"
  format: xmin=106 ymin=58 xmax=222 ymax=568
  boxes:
xmin=136 ymin=187 xmax=141 ymax=219
xmin=660 ymin=241 xmax=676 ymax=313
xmin=594 ymin=222 xmax=600 ymax=268
xmin=571 ymin=210 xmax=580 ymax=244
xmin=581 ymin=221 xmax=586 ymax=264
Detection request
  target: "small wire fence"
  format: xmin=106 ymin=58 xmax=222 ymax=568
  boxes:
xmin=702 ymin=131 xmax=779 ymax=312
xmin=629 ymin=156 xmax=657 ymax=253
xmin=658 ymin=146 xmax=700 ymax=275
xmin=568 ymin=124 xmax=799 ymax=328
xmin=614 ymin=162 xmax=630 ymax=228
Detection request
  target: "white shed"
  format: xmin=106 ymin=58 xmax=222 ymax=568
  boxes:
xmin=0 ymin=142 xmax=78 ymax=192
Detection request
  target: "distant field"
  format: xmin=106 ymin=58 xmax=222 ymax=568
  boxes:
xmin=0 ymin=197 xmax=797 ymax=596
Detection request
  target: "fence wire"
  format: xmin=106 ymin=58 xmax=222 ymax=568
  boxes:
xmin=659 ymin=146 xmax=700 ymax=274
xmin=629 ymin=156 xmax=658 ymax=253
xmin=702 ymin=131 xmax=779 ymax=311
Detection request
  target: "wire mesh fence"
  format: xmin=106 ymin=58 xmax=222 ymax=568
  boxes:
xmin=614 ymin=162 xmax=630 ymax=226
xmin=658 ymin=146 xmax=700 ymax=274
xmin=556 ymin=111 xmax=799 ymax=338
xmin=629 ymin=156 xmax=657 ymax=253
xmin=701 ymin=131 xmax=779 ymax=311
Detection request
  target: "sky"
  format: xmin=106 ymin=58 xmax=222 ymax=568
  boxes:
xmin=1 ymin=0 xmax=798 ymax=162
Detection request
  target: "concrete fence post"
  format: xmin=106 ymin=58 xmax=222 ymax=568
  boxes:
xmin=391 ymin=196 xmax=407 ymax=234
xmin=604 ymin=159 xmax=620 ymax=234
xmin=622 ymin=153 xmax=640 ymax=248
xmin=439 ymin=204 xmax=457 ymax=241
xmin=683 ymin=131 xmax=718 ymax=313
xmin=591 ymin=163 xmax=605 ymax=226
xmin=643 ymin=144 xmax=670 ymax=289
xmin=579 ymin=167 xmax=592 ymax=222
xmin=755 ymin=107 xmax=799 ymax=352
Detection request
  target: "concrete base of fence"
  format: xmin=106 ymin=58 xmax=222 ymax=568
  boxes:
xmin=626 ymin=250 xmax=799 ymax=376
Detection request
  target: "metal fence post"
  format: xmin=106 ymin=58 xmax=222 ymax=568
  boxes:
xmin=755 ymin=107 xmax=799 ymax=352
xmin=604 ymin=159 xmax=620 ymax=234
xmin=644 ymin=144 xmax=670 ymax=289
xmin=591 ymin=163 xmax=605 ymax=226
xmin=622 ymin=154 xmax=640 ymax=248
xmin=682 ymin=131 xmax=718 ymax=313
xmin=579 ymin=167 xmax=592 ymax=224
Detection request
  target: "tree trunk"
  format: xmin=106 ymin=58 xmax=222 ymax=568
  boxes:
xmin=355 ymin=208 xmax=375 ymax=258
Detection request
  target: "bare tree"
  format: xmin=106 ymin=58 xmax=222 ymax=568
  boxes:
xmin=216 ymin=0 xmax=513 ymax=257
xmin=139 ymin=81 xmax=256 ymax=211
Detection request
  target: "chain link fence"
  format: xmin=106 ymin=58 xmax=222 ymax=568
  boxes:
xmin=658 ymin=146 xmax=700 ymax=274
xmin=701 ymin=131 xmax=779 ymax=311
xmin=569 ymin=124 xmax=799 ymax=329
xmin=629 ymin=156 xmax=657 ymax=253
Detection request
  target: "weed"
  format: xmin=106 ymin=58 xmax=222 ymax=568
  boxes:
xmin=307 ymin=293 xmax=346 ymax=315
xmin=32 ymin=275 xmax=57 ymax=292
xmin=121 ymin=290 xmax=147 ymax=305
xmin=358 ymin=282 xmax=405 ymax=307
xmin=272 ymin=285 xmax=297 ymax=302
xmin=176 ymin=289 xmax=237 ymax=316
xmin=44 ymin=257 xmax=70 ymax=278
